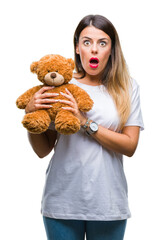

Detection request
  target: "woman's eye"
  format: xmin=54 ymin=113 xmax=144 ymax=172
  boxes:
xmin=100 ymin=41 xmax=106 ymax=47
xmin=84 ymin=40 xmax=90 ymax=46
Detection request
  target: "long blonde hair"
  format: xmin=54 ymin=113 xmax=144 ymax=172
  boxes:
xmin=74 ymin=15 xmax=131 ymax=130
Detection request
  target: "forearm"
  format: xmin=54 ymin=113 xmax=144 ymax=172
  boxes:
xmin=48 ymin=89 xmax=140 ymax=157
xmin=91 ymin=125 xmax=139 ymax=157
xmin=28 ymin=129 xmax=57 ymax=158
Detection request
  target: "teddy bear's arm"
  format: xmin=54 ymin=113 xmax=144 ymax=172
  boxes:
xmin=16 ymin=85 xmax=43 ymax=109
xmin=67 ymin=84 xmax=94 ymax=112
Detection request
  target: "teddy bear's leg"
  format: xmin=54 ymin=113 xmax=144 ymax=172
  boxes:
xmin=55 ymin=110 xmax=80 ymax=135
xmin=22 ymin=110 xmax=51 ymax=134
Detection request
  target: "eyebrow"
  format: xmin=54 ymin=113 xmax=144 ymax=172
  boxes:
xmin=82 ymin=36 xmax=109 ymax=41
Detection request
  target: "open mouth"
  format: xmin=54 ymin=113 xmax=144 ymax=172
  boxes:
xmin=89 ymin=57 xmax=99 ymax=68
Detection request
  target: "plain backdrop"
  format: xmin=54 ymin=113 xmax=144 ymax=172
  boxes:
xmin=0 ymin=0 xmax=160 ymax=239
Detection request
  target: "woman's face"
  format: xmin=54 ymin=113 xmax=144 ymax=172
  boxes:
xmin=76 ymin=26 xmax=112 ymax=79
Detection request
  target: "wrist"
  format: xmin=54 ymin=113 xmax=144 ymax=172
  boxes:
xmin=25 ymin=104 xmax=32 ymax=114
xmin=25 ymin=107 xmax=29 ymax=114
xmin=25 ymin=107 xmax=28 ymax=114
xmin=80 ymin=116 xmax=88 ymax=126
xmin=86 ymin=121 xmax=99 ymax=135
xmin=81 ymin=119 xmax=99 ymax=135
xmin=81 ymin=118 xmax=92 ymax=129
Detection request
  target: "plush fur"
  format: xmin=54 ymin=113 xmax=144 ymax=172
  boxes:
xmin=16 ymin=54 xmax=93 ymax=134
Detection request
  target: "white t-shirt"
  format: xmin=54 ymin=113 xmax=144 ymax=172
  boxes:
xmin=41 ymin=78 xmax=144 ymax=221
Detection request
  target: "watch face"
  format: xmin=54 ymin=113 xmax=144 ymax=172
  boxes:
xmin=90 ymin=122 xmax=98 ymax=132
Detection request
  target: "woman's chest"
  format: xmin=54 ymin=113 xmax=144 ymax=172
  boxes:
xmin=85 ymin=89 xmax=120 ymax=131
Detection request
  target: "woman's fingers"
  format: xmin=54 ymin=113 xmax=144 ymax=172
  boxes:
xmin=60 ymin=89 xmax=76 ymax=103
xmin=34 ymin=104 xmax=53 ymax=110
xmin=61 ymin=106 xmax=76 ymax=113
xmin=35 ymin=92 xmax=59 ymax=100
xmin=58 ymin=99 xmax=74 ymax=107
xmin=34 ymin=86 xmax=58 ymax=100
xmin=37 ymin=86 xmax=55 ymax=94
xmin=26 ymin=87 xmax=77 ymax=113
xmin=65 ymin=88 xmax=73 ymax=96
xmin=36 ymin=96 xmax=59 ymax=103
xmin=26 ymin=87 xmax=57 ymax=113
xmin=33 ymin=97 xmax=59 ymax=110
xmin=38 ymin=92 xmax=59 ymax=99
xmin=59 ymin=89 xmax=77 ymax=109
xmin=60 ymin=91 xmax=72 ymax=100
xmin=59 ymin=89 xmax=81 ymax=117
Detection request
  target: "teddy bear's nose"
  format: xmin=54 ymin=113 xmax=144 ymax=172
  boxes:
xmin=51 ymin=73 xmax=56 ymax=79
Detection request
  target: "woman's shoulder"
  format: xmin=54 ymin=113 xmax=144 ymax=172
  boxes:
xmin=130 ymin=77 xmax=140 ymax=91
xmin=69 ymin=78 xmax=79 ymax=86
xmin=70 ymin=73 xmax=81 ymax=85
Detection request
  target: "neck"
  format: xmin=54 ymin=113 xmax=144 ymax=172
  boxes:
xmin=85 ymin=73 xmax=102 ymax=84
xmin=73 ymin=72 xmax=102 ymax=86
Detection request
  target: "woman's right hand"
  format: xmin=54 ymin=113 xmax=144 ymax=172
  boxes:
xmin=25 ymin=86 xmax=59 ymax=113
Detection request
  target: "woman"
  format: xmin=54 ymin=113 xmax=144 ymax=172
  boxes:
xmin=26 ymin=15 xmax=144 ymax=240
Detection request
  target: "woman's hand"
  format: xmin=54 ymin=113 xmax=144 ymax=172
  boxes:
xmin=58 ymin=88 xmax=87 ymax=126
xmin=25 ymin=86 xmax=59 ymax=113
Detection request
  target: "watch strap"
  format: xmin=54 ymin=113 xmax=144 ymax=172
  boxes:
xmin=86 ymin=121 xmax=98 ymax=135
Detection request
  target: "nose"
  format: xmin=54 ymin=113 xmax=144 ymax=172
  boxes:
xmin=51 ymin=73 xmax=56 ymax=79
xmin=91 ymin=43 xmax=98 ymax=54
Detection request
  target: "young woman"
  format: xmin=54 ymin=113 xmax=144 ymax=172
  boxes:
xmin=26 ymin=15 xmax=144 ymax=240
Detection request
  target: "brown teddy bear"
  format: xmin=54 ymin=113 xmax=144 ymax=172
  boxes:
xmin=16 ymin=54 xmax=93 ymax=135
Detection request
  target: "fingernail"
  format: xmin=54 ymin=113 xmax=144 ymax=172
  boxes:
xmin=55 ymin=93 xmax=59 ymax=95
xmin=60 ymin=92 xmax=64 ymax=95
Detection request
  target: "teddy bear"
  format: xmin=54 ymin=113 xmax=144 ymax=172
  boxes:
xmin=16 ymin=54 xmax=93 ymax=135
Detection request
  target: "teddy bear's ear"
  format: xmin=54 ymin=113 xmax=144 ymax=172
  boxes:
xmin=30 ymin=61 xmax=39 ymax=73
xmin=67 ymin=58 xmax=75 ymax=70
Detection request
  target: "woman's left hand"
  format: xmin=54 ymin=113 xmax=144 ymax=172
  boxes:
xmin=58 ymin=88 xmax=87 ymax=125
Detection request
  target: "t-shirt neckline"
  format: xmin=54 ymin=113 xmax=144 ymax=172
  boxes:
xmin=72 ymin=78 xmax=104 ymax=88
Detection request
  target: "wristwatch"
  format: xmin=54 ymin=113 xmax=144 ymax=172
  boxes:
xmin=86 ymin=121 xmax=99 ymax=135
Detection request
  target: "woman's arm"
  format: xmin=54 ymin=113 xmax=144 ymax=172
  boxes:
xmin=91 ymin=125 xmax=140 ymax=157
xmin=57 ymin=88 xmax=140 ymax=157
xmin=28 ymin=129 xmax=57 ymax=158
xmin=25 ymin=86 xmax=59 ymax=158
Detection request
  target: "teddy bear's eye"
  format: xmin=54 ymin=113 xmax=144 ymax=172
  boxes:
xmin=47 ymin=70 xmax=50 ymax=73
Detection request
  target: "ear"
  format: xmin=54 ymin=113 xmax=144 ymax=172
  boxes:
xmin=30 ymin=61 xmax=38 ymax=73
xmin=67 ymin=58 xmax=75 ymax=70
xmin=76 ymin=44 xmax=80 ymax=54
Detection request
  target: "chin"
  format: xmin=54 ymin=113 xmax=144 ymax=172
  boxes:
xmin=86 ymin=68 xmax=102 ymax=77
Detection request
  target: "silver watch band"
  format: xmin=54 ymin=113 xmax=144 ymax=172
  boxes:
xmin=86 ymin=121 xmax=98 ymax=135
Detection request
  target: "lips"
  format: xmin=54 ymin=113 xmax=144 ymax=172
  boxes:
xmin=89 ymin=57 xmax=99 ymax=68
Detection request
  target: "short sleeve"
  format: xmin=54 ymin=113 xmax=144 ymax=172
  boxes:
xmin=124 ymin=79 xmax=144 ymax=130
